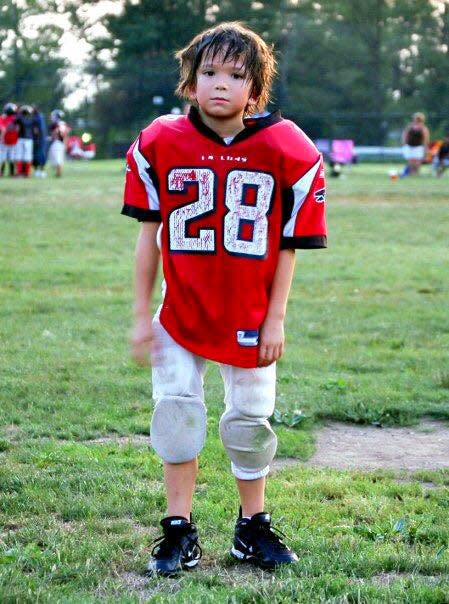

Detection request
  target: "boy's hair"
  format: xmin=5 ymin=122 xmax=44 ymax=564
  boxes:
xmin=175 ymin=22 xmax=277 ymax=114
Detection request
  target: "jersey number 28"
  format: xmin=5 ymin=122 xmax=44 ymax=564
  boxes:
xmin=168 ymin=168 xmax=274 ymax=258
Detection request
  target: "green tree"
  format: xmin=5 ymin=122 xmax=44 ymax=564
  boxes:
xmin=0 ymin=0 xmax=67 ymax=110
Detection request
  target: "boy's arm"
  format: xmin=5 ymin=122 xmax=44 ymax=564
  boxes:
xmin=131 ymin=221 xmax=160 ymax=365
xmin=258 ymin=249 xmax=296 ymax=367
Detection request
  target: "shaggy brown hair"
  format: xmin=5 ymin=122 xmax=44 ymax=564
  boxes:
xmin=175 ymin=22 xmax=277 ymax=115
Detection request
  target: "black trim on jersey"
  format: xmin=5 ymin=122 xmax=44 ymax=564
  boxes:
xmin=280 ymin=235 xmax=327 ymax=249
xmin=137 ymin=133 xmax=161 ymax=196
xmin=281 ymin=187 xmax=294 ymax=233
xmin=188 ymin=106 xmax=283 ymax=146
xmin=121 ymin=204 xmax=161 ymax=222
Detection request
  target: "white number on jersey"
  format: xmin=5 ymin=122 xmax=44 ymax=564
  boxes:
xmin=167 ymin=168 xmax=273 ymax=257
xmin=168 ymin=168 xmax=215 ymax=252
xmin=224 ymin=170 xmax=274 ymax=257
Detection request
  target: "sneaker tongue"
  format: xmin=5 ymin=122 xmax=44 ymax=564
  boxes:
xmin=251 ymin=512 xmax=271 ymax=525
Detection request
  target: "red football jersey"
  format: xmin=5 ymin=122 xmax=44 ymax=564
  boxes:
xmin=123 ymin=107 xmax=327 ymax=368
xmin=2 ymin=115 xmax=18 ymax=145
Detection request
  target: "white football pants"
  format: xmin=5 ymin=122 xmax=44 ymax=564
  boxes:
xmin=151 ymin=313 xmax=277 ymax=480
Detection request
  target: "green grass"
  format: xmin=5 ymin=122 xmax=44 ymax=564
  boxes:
xmin=0 ymin=161 xmax=448 ymax=602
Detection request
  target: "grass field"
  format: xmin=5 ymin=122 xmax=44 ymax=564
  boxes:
xmin=0 ymin=161 xmax=448 ymax=602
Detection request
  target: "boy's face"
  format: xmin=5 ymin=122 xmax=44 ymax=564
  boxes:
xmin=190 ymin=50 xmax=256 ymax=120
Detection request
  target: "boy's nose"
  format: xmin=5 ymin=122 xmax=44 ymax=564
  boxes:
xmin=215 ymin=82 xmax=227 ymax=90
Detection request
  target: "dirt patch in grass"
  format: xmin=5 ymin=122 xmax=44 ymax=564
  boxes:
xmin=83 ymin=435 xmax=150 ymax=447
xmin=1 ymin=424 xmax=23 ymax=441
xmin=95 ymin=572 xmax=183 ymax=602
xmin=307 ymin=419 xmax=449 ymax=471
xmin=371 ymin=572 xmax=441 ymax=586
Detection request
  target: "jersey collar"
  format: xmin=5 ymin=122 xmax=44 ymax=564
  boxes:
xmin=188 ymin=106 xmax=282 ymax=146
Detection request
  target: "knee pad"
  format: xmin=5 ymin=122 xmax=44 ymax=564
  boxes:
xmin=219 ymin=413 xmax=277 ymax=471
xmin=151 ymin=396 xmax=206 ymax=463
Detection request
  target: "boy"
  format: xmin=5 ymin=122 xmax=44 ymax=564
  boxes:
xmin=47 ymin=110 xmax=68 ymax=177
xmin=122 ymin=22 xmax=327 ymax=576
xmin=15 ymin=105 xmax=37 ymax=178
xmin=0 ymin=103 xmax=19 ymax=178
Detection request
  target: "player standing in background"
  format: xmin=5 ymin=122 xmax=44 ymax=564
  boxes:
xmin=0 ymin=103 xmax=19 ymax=177
xmin=32 ymin=106 xmax=48 ymax=178
xmin=47 ymin=110 xmax=68 ymax=177
xmin=122 ymin=22 xmax=327 ymax=576
xmin=401 ymin=112 xmax=430 ymax=177
xmin=15 ymin=105 xmax=37 ymax=177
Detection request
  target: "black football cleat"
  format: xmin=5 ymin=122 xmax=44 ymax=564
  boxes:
xmin=231 ymin=508 xmax=298 ymax=569
xmin=146 ymin=516 xmax=202 ymax=576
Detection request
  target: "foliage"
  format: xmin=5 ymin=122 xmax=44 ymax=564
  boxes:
xmin=0 ymin=0 xmax=67 ymax=111
xmin=72 ymin=0 xmax=449 ymax=147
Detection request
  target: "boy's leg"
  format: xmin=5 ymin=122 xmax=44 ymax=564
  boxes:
xmin=219 ymin=363 xmax=277 ymax=487
xmin=219 ymin=364 xmax=298 ymax=568
xmin=164 ymin=457 xmax=198 ymax=519
xmin=236 ymin=475 xmax=265 ymax=518
xmin=147 ymin=316 xmax=206 ymax=576
xmin=151 ymin=313 xmax=207 ymax=516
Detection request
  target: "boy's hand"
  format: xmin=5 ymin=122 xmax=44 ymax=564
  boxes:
xmin=131 ymin=315 xmax=155 ymax=366
xmin=258 ymin=317 xmax=285 ymax=367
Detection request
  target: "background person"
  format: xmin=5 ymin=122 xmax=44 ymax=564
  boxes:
xmin=15 ymin=105 xmax=36 ymax=177
xmin=401 ymin=112 xmax=430 ymax=177
xmin=32 ymin=105 xmax=48 ymax=178
xmin=47 ymin=109 xmax=69 ymax=177
xmin=0 ymin=103 xmax=19 ymax=177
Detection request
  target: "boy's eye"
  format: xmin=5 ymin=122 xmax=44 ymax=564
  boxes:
xmin=232 ymin=73 xmax=244 ymax=79
xmin=204 ymin=70 xmax=215 ymax=76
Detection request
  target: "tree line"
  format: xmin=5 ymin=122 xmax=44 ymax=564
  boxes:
xmin=1 ymin=0 xmax=448 ymax=150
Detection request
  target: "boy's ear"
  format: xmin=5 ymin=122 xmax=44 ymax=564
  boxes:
xmin=247 ymin=95 xmax=258 ymax=109
xmin=187 ymin=84 xmax=197 ymax=102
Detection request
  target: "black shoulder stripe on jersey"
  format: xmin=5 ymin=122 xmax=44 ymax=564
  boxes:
xmin=121 ymin=204 xmax=161 ymax=222
xmin=188 ymin=106 xmax=282 ymax=146
xmin=280 ymin=235 xmax=327 ymax=249
xmin=281 ymin=187 xmax=294 ymax=230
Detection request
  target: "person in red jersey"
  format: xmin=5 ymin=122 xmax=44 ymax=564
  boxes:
xmin=122 ymin=22 xmax=327 ymax=576
xmin=0 ymin=103 xmax=19 ymax=177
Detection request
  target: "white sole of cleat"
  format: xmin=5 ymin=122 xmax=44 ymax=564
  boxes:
xmin=230 ymin=546 xmax=250 ymax=560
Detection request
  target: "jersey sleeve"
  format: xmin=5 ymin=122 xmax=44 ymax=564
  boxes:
xmin=279 ymin=122 xmax=327 ymax=250
xmin=121 ymin=131 xmax=161 ymax=222
xmin=281 ymin=154 xmax=327 ymax=249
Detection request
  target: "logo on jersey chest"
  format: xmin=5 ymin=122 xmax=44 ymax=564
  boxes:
xmin=201 ymin=154 xmax=248 ymax=163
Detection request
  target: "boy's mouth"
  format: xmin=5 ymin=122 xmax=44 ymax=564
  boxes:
xmin=211 ymin=97 xmax=229 ymax=102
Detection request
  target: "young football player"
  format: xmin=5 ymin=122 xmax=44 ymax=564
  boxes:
xmin=122 ymin=22 xmax=327 ymax=576
xmin=15 ymin=105 xmax=37 ymax=178
xmin=47 ymin=110 xmax=69 ymax=177
xmin=0 ymin=103 xmax=19 ymax=177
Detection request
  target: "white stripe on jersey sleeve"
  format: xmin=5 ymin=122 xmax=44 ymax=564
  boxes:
xmin=132 ymin=143 xmax=160 ymax=211
xmin=283 ymin=158 xmax=321 ymax=238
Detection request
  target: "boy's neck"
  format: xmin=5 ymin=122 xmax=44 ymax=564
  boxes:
xmin=198 ymin=107 xmax=245 ymax=139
